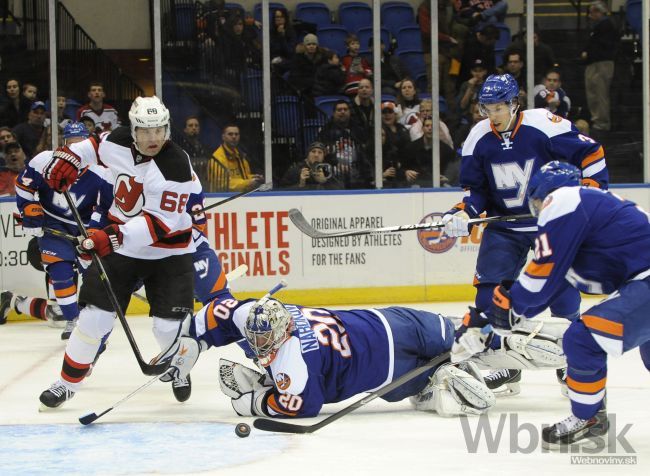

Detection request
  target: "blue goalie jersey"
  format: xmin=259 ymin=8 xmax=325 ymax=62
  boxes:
xmin=459 ymin=109 xmax=608 ymax=230
xmin=191 ymin=293 xmax=453 ymax=417
xmin=511 ymin=186 xmax=650 ymax=317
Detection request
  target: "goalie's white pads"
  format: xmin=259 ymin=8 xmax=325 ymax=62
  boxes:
xmin=219 ymin=358 xmax=273 ymax=417
xmin=470 ymin=327 xmax=566 ymax=370
xmin=410 ymin=362 xmax=495 ymax=417
xmin=158 ymin=337 xmax=202 ymax=383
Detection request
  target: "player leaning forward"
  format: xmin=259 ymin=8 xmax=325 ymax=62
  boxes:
xmin=39 ymin=97 xmax=201 ymax=408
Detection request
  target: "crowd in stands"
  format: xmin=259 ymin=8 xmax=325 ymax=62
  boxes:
xmin=1 ymin=1 xmax=625 ymax=194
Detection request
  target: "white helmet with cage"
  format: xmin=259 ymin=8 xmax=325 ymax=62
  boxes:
xmin=128 ymin=96 xmax=170 ymax=151
xmin=245 ymin=298 xmax=293 ymax=367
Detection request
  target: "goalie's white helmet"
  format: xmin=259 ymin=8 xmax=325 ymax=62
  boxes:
xmin=128 ymin=96 xmax=171 ymax=147
xmin=245 ymin=298 xmax=293 ymax=367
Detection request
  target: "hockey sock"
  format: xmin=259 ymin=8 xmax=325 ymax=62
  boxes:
xmin=47 ymin=261 xmax=79 ymax=321
xmin=14 ymin=295 xmax=49 ymax=320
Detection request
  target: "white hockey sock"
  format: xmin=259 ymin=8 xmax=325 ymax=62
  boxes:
xmin=152 ymin=316 xmax=183 ymax=352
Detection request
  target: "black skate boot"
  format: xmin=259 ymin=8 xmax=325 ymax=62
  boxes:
xmin=172 ymin=374 xmax=191 ymax=402
xmin=39 ymin=380 xmax=75 ymax=410
xmin=484 ymin=368 xmax=522 ymax=396
xmin=542 ymin=406 xmax=609 ymax=450
xmin=0 ymin=290 xmax=14 ymax=324
xmin=61 ymin=318 xmax=77 ymax=340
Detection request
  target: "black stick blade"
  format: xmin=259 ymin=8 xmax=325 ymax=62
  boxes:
xmin=253 ymin=418 xmax=314 ymax=434
xmin=78 ymin=412 xmax=99 ymax=425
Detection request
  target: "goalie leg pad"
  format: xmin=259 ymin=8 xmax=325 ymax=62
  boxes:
xmin=411 ymin=362 xmax=495 ymax=417
xmin=218 ymin=358 xmax=273 ymax=417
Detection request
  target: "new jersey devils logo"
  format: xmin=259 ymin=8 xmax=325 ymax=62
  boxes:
xmin=114 ymin=174 xmax=145 ymax=217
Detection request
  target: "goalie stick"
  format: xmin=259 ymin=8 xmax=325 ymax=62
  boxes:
xmin=193 ymin=182 xmax=272 ymax=215
xmin=288 ymin=208 xmax=534 ymax=239
xmin=253 ymin=351 xmax=451 ymax=434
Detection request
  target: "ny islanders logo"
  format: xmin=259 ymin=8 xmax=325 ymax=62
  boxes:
xmin=114 ymin=174 xmax=145 ymax=217
xmin=417 ymin=212 xmax=457 ymax=254
xmin=275 ymin=373 xmax=291 ymax=391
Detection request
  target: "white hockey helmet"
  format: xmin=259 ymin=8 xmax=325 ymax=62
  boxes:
xmin=128 ymin=96 xmax=171 ymax=147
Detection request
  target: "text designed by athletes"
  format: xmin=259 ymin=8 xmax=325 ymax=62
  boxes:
xmin=207 ymin=211 xmax=290 ymax=276
xmin=309 ymin=215 xmax=403 ymax=267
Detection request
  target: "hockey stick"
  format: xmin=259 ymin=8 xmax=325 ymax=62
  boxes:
xmin=288 ymin=208 xmax=534 ymax=239
xmin=63 ymin=191 xmax=169 ymax=377
xmin=78 ymin=374 xmax=160 ymax=425
xmin=44 ymin=227 xmax=78 ymax=242
xmin=252 ymin=350 xmax=451 ymax=434
xmin=193 ymin=182 xmax=272 ymax=215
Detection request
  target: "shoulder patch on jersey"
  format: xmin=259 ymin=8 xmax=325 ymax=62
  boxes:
xmin=461 ymin=119 xmax=492 ymax=156
xmin=271 ymin=337 xmax=309 ymax=394
xmin=521 ymin=108 xmax=572 ymax=138
xmin=537 ymin=186 xmax=582 ymax=226
xmin=154 ymin=142 xmax=192 ymax=182
xmin=105 ymin=126 xmax=133 ymax=148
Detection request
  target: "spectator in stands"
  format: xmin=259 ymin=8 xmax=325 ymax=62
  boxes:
xmin=79 ymin=115 xmax=96 ymax=134
xmin=316 ymin=100 xmax=372 ymax=189
xmin=35 ymin=124 xmax=59 ymax=156
xmin=53 ymin=94 xmax=72 ymax=129
xmin=409 ymin=99 xmax=455 ymax=150
xmin=0 ymin=142 xmax=26 ymax=196
xmin=574 ymin=119 xmax=590 ymax=136
xmin=76 ymin=81 xmax=119 ymax=132
xmin=506 ymin=30 xmax=557 ymax=82
xmin=453 ymin=99 xmax=483 ymax=146
xmin=289 ymin=33 xmax=327 ymax=95
xmin=581 ymin=1 xmax=619 ymax=132
xmin=0 ymin=127 xmax=17 ymax=165
xmin=209 ymin=124 xmax=264 ymax=192
xmin=0 ymin=78 xmax=32 ymax=128
xmin=222 ymin=14 xmax=262 ymax=72
xmin=312 ymin=50 xmax=346 ymax=96
xmin=457 ymin=58 xmax=488 ymax=117
xmin=22 ymin=83 xmax=38 ymax=101
xmin=533 ymin=68 xmax=571 ymax=118
xmin=197 ymin=0 xmax=234 ymax=41
xmin=349 ymin=78 xmax=374 ymax=136
xmin=179 ymin=116 xmax=209 ymax=160
xmin=381 ymin=100 xmax=411 ymax=155
xmin=395 ymin=79 xmax=421 ymax=130
xmin=459 ymin=24 xmax=498 ymax=84
xmin=454 ymin=0 xmax=508 ymax=31
xmin=501 ymin=50 xmax=527 ymax=106
xmin=341 ymin=34 xmax=372 ymax=96
xmin=280 ymin=141 xmax=339 ymax=190
xmin=381 ymin=126 xmax=411 ymax=189
xmin=364 ymin=39 xmax=404 ymax=96
xmin=270 ymin=8 xmax=297 ymax=74
xmin=12 ymin=101 xmax=47 ymax=160
xmin=406 ymin=117 xmax=458 ymax=187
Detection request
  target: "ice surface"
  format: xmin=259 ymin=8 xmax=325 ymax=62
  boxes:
xmin=0 ymin=299 xmax=647 ymax=475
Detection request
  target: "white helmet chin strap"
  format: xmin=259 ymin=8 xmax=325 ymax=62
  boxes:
xmin=504 ymin=101 xmax=520 ymax=131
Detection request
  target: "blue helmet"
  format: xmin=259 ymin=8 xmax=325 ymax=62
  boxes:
xmin=478 ymin=74 xmax=520 ymax=105
xmin=527 ymin=161 xmax=581 ymax=215
xmin=63 ymin=121 xmax=90 ymax=140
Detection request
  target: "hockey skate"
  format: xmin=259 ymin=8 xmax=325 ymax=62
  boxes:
xmin=556 ymin=367 xmax=568 ymax=397
xmin=39 ymin=380 xmax=75 ymax=410
xmin=0 ymin=290 xmax=14 ymax=324
xmin=172 ymin=374 xmax=191 ymax=402
xmin=45 ymin=303 xmax=66 ymax=328
xmin=61 ymin=318 xmax=77 ymax=340
xmin=484 ymin=368 xmax=521 ymax=396
xmin=542 ymin=406 xmax=609 ymax=451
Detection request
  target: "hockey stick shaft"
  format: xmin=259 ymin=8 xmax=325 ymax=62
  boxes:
xmin=78 ymin=374 xmax=160 ymax=425
xmin=289 ymin=208 xmax=534 ymax=239
xmin=253 ymin=351 xmax=451 ymax=434
xmin=192 ymin=182 xmax=272 ymax=215
xmin=44 ymin=227 xmax=79 ymax=242
xmin=63 ymin=191 xmax=169 ymax=376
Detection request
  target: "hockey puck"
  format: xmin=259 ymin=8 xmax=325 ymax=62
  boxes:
xmin=235 ymin=422 xmax=251 ymax=438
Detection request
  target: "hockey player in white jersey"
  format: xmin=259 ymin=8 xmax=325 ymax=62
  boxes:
xmin=39 ymin=96 xmax=202 ymax=408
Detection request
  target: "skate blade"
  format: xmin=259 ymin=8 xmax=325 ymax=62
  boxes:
xmin=47 ymin=320 xmax=67 ymax=329
xmin=542 ymin=428 xmax=609 ymax=452
xmin=491 ymin=382 xmax=521 ymax=397
xmin=38 ymin=402 xmax=60 ymax=412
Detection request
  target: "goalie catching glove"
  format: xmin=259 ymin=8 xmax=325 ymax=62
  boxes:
xmin=219 ymin=358 xmax=273 ymax=417
xmin=43 ymin=146 xmax=82 ymax=191
xmin=77 ymin=224 xmax=123 ymax=258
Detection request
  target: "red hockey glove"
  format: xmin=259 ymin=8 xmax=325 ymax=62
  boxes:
xmin=78 ymin=224 xmax=123 ymax=258
xmin=43 ymin=146 xmax=81 ymax=191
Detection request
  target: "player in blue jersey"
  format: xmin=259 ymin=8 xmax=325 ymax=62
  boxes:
xmin=440 ymin=74 xmax=609 ymax=394
xmin=158 ymin=291 xmax=496 ymax=419
xmin=15 ymin=122 xmax=113 ymax=339
xmin=473 ymin=161 xmax=650 ymax=450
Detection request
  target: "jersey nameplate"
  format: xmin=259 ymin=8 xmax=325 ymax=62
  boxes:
xmin=286 ymin=305 xmax=319 ymax=354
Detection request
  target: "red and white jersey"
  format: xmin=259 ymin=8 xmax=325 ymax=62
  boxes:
xmin=69 ymin=126 xmax=202 ymax=259
xmin=76 ymin=104 xmax=120 ymax=131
